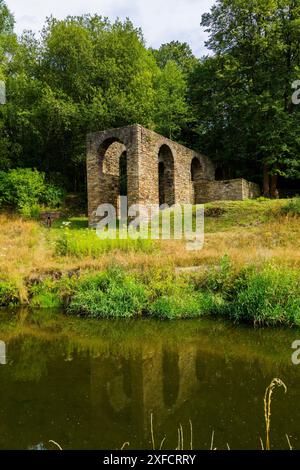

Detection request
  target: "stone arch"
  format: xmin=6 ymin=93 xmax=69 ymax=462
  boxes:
xmin=158 ymin=144 xmax=175 ymax=207
xmin=99 ymin=138 xmax=126 ymax=176
xmin=191 ymin=157 xmax=202 ymax=182
xmin=98 ymin=137 xmax=128 ymax=215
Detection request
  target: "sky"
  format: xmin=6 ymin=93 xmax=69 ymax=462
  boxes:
xmin=6 ymin=0 xmax=215 ymax=57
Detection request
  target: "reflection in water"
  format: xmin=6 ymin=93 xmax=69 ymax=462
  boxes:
xmin=0 ymin=311 xmax=299 ymax=450
xmin=163 ymin=347 xmax=180 ymax=408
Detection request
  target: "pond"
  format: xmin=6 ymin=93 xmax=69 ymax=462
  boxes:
xmin=0 ymin=309 xmax=299 ymax=450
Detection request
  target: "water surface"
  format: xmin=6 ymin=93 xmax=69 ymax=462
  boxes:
xmin=0 ymin=309 xmax=299 ymax=450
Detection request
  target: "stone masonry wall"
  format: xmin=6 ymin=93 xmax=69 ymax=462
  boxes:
xmin=87 ymin=124 xmax=260 ymax=226
xmin=138 ymin=126 xmax=215 ymax=207
xmin=87 ymin=125 xmax=140 ymax=225
xmin=195 ymin=178 xmax=261 ymax=203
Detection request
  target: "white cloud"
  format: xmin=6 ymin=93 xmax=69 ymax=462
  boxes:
xmin=6 ymin=0 xmax=214 ymax=56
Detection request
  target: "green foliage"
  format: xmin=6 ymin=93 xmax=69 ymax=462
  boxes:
xmin=30 ymin=291 xmax=62 ymax=309
xmin=42 ymin=183 xmax=66 ymax=208
xmin=0 ymin=168 xmax=45 ymax=209
xmin=0 ymin=168 xmax=64 ymax=215
xmin=227 ymin=267 xmax=300 ymax=326
xmin=199 ymin=254 xmax=238 ymax=297
xmin=189 ymin=0 xmax=300 ymax=190
xmin=29 ymin=276 xmax=75 ymax=308
xmin=154 ymin=60 xmax=190 ymax=140
xmin=68 ymin=267 xmax=148 ymax=318
xmin=1 ymin=1 xmax=300 ymax=193
xmin=19 ymin=203 xmax=41 ymax=219
xmin=282 ymin=197 xmax=300 ymax=216
xmin=0 ymin=280 xmax=19 ymax=306
xmin=151 ymin=41 xmax=198 ymax=75
xmin=149 ymin=291 xmax=216 ymax=320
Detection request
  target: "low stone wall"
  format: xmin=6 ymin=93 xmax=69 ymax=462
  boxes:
xmin=195 ymin=178 xmax=261 ymax=203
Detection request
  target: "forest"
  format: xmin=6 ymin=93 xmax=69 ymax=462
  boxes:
xmin=0 ymin=0 xmax=300 ymax=201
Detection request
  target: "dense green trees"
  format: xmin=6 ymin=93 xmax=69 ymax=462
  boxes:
xmin=190 ymin=0 xmax=300 ymax=195
xmin=0 ymin=0 xmax=299 ymax=196
xmin=0 ymin=11 xmax=191 ymax=190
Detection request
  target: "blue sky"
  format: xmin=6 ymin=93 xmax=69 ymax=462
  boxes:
xmin=6 ymin=0 xmax=215 ymax=56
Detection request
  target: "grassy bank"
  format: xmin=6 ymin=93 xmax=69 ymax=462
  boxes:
xmin=0 ymin=198 xmax=299 ymax=326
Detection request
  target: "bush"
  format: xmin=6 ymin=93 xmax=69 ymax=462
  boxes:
xmin=0 ymin=280 xmax=19 ymax=306
xmin=42 ymin=184 xmax=66 ymax=208
xmin=68 ymin=267 xmax=148 ymax=318
xmin=198 ymin=254 xmax=239 ymax=299
xmin=149 ymin=290 xmax=217 ymax=319
xmin=226 ymin=267 xmax=300 ymax=326
xmin=0 ymin=168 xmax=65 ymax=215
xmin=282 ymin=198 xmax=300 ymax=216
xmin=29 ymin=277 xmax=75 ymax=308
xmin=19 ymin=204 xmax=41 ymax=220
xmin=0 ymin=169 xmax=45 ymax=210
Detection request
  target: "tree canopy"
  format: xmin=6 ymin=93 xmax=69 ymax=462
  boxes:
xmin=0 ymin=0 xmax=299 ymax=196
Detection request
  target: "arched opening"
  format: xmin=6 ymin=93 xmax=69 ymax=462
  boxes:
xmin=191 ymin=157 xmax=202 ymax=182
xmin=158 ymin=161 xmax=165 ymax=206
xmin=191 ymin=157 xmax=202 ymax=204
xmin=97 ymin=138 xmax=128 ymax=216
xmin=158 ymin=145 xmax=175 ymax=207
xmin=119 ymin=151 xmax=127 ymax=196
xmin=99 ymin=138 xmax=126 ymax=176
xmin=215 ymin=167 xmax=224 ymax=181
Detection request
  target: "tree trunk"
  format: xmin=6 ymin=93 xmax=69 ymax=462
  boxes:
xmin=263 ymin=164 xmax=270 ymax=197
xmin=270 ymin=171 xmax=279 ymax=199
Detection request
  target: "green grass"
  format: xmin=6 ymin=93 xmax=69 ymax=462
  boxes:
xmin=55 ymin=226 xmax=156 ymax=257
xmin=68 ymin=267 xmax=148 ymax=318
xmin=281 ymin=197 xmax=300 ymax=216
xmin=202 ymin=199 xmax=285 ymax=233
xmin=148 ymin=291 xmax=220 ymax=319
xmin=3 ymin=259 xmax=300 ymax=327
xmin=0 ymin=280 xmax=19 ymax=306
xmin=226 ymin=267 xmax=300 ymax=326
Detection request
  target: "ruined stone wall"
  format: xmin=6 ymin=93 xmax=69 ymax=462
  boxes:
xmin=87 ymin=124 xmax=260 ymax=226
xmin=87 ymin=125 xmax=141 ymax=225
xmin=195 ymin=178 xmax=261 ymax=203
xmin=138 ymin=126 xmax=215 ymax=207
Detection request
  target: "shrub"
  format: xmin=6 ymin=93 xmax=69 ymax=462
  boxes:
xmin=226 ymin=267 xmax=300 ymax=326
xmin=282 ymin=198 xmax=300 ymax=216
xmin=29 ymin=276 xmax=75 ymax=308
xmin=0 ymin=169 xmax=45 ymax=210
xmin=0 ymin=280 xmax=19 ymax=306
xmin=0 ymin=168 xmax=65 ymax=215
xmin=198 ymin=254 xmax=239 ymax=299
xmin=42 ymin=184 xmax=66 ymax=208
xmin=20 ymin=204 xmax=41 ymax=220
xmin=30 ymin=292 xmax=62 ymax=309
xmin=68 ymin=267 xmax=148 ymax=318
xmin=149 ymin=290 xmax=217 ymax=319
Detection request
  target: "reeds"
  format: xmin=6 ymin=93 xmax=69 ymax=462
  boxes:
xmin=263 ymin=378 xmax=287 ymax=450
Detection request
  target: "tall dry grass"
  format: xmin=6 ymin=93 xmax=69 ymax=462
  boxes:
xmin=0 ymin=205 xmax=299 ymax=303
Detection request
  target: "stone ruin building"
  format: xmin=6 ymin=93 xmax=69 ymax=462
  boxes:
xmin=87 ymin=124 xmax=260 ymax=226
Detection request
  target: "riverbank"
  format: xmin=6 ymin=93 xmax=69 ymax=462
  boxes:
xmin=0 ymin=199 xmax=299 ymax=326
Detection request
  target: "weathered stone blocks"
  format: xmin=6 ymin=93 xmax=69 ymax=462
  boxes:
xmin=87 ymin=124 xmax=260 ymax=226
